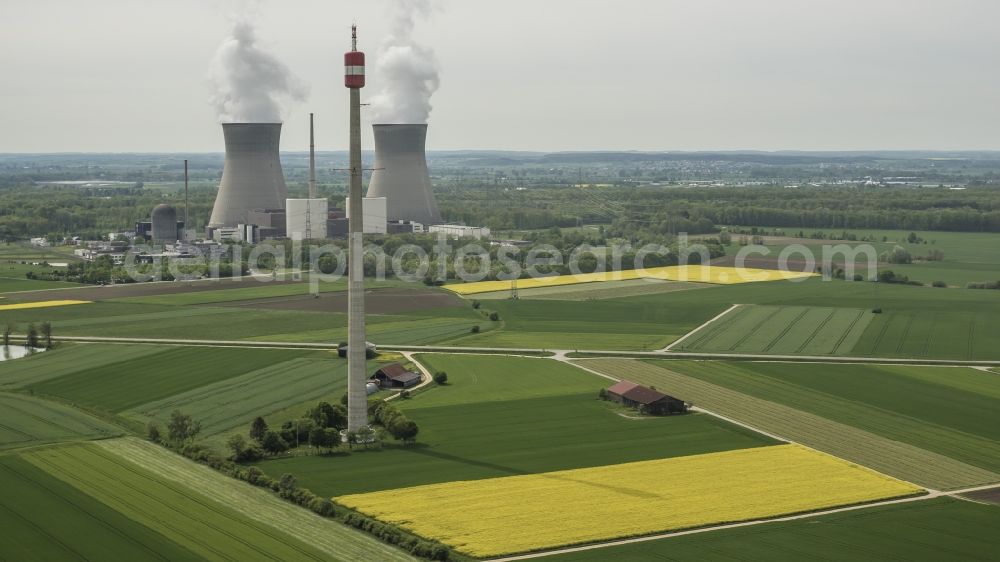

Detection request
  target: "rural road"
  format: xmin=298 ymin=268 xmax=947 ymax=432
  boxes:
xmin=41 ymin=335 xmax=1000 ymax=367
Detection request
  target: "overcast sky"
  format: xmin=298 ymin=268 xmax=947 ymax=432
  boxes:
xmin=1 ymin=0 xmax=997 ymax=153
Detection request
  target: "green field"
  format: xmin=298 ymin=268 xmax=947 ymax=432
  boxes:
xmin=97 ymin=438 xmax=417 ymax=561
xmin=0 ymin=343 xmax=165 ymax=388
xmin=655 ymin=360 xmax=1000 ymax=473
xmin=577 ymin=358 xmax=1000 ymax=490
xmin=255 ymin=354 xmax=777 ymax=496
xmin=28 ymin=346 xmax=306 ymax=412
xmin=0 ymin=454 xmax=201 ymax=561
xmin=541 ymin=497 xmax=1000 ymax=562
xmin=452 ymin=277 xmax=1000 ymax=356
xmin=24 ymin=444 xmax=337 ymax=561
xmin=722 ymin=227 xmax=1000 ymax=287
xmin=853 ymin=309 xmax=997 ymax=360
xmin=5 ymin=273 xmax=1000 ymax=358
xmin=471 ymin=278 xmax=712 ymax=301
xmin=124 ymin=355 xmax=388 ymax=450
xmin=2 ymin=296 xmax=489 ymax=345
xmin=675 ymin=304 xmax=874 ymax=355
xmin=0 ymin=393 xmax=122 ymax=451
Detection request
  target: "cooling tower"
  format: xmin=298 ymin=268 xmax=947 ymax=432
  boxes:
xmin=366 ymin=124 xmax=441 ymax=226
xmin=150 ymin=204 xmax=178 ymax=244
xmin=209 ymin=123 xmax=288 ymax=227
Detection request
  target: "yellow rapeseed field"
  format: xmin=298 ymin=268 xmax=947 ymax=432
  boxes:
xmin=443 ymin=265 xmax=815 ymax=295
xmin=0 ymin=299 xmax=92 ymax=311
xmin=336 ymin=444 xmax=921 ymax=557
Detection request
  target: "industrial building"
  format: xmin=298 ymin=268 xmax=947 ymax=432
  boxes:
xmin=285 ymin=198 xmax=328 ymax=240
xmin=209 ymin=123 xmax=288 ymax=229
xmin=136 ymin=204 xmax=185 ymax=244
xmin=245 ymin=209 xmax=286 ymax=239
xmin=428 ymin=224 xmax=491 ymax=240
xmin=345 ymin=196 xmax=388 ymax=234
xmin=151 ymin=204 xmax=179 ymax=244
xmin=366 ymin=124 xmax=442 ymax=226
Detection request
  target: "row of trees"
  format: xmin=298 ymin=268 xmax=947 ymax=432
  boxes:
xmin=3 ymin=322 xmax=53 ymax=349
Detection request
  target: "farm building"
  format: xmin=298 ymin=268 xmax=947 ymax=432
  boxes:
xmin=606 ymin=380 xmax=687 ymax=415
xmin=372 ymin=363 xmax=422 ymax=389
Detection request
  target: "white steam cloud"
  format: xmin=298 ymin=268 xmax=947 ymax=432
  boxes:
xmin=208 ymin=20 xmax=308 ymax=123
xmin=369 ymin=0 xmax=440 ymax=124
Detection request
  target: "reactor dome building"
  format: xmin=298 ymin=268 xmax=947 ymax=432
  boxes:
xmin=366 ymin=124 xmax=442 ymax=226
xmin=150 ymin=203 xmax=179 ymax=244
xmin=209 ymin=123 xmax=289 ymax=228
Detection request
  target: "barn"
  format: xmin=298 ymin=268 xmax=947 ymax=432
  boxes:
xmin=372 ymin=363 xmax=422 ymax=389
xmin=606 ymin=380 xmax=687 ymax=415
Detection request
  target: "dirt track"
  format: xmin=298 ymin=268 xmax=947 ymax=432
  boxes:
xmin=710 ymin=255 xmax=825 ymax=273
xmin=214 ymin=287 xmax=464 ymax=314
xmin=3 ymin=277 xmax=306 ymax=303
xmin=961 ymin=486 xmax=1000 ymax=505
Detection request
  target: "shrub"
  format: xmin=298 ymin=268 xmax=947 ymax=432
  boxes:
xmin=471 ymin=300 xmax=481 ymax=309
xmin=261 ymin=430 xmax=289 ymax=455
xmin=249 ymin=416 xmax=268 ymax=442
xmin=388 ymin=418 xmax=420 ymax=443
xmin=932 ymin=280 xmax=947 ymax=288
xmin=470 ymin=325 xmax=480 ymax=333
xmin=598 ymin=388 xmax=608 ymax=400
xmin=146 ymin=422 xmax=162 ymax=443
xmin=433 ymin=371 xmax=448 ymax=384
xmin=489 ymin=311 xmax=500 ymax=321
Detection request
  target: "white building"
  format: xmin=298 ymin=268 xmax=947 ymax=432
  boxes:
xmin=428 ymin=224 xmax=491 ymax=240
xmin=29 ymin=237 xmax=49 ymax=247
xmin=285 ymin=198 xmax=329 ymax=240
xmin=345 ymin=196 xmax=388 ymax=234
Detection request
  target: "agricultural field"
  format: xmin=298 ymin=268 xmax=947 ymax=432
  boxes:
xmin=1 ymin=288 xmax=490 ymax=345
xmin=542 ymin=498 xmax=1000 ymax=562
xmin=27 ymin=346 xmax=306 ymax=413
xmin=96 ymin=438 xmax=418 ymax=561
xmin=4 ymin=270 xmax=1000 ymax=357
xmin=853 ymin=309 xmax=997 ymax=360
xmin=455 ymin=276 xmax=1000 ymax=355
xmin=577 ymin=358 xmax=1000 ymax=490
xmin=443 ymin=265 xmax=816 ymax=295
xmin=0 ymin=343 xmax=166 ymax=388
xmin=0 ymin=454 xmax=202 ymax=561
xmin=718 ymin=227 xmax=1000 ymax=287
xmin=0 ymin=393 xmax=122 ymax=451
xmin=22 ymin=443 xmax=346 ymax=561
xmin=656 ymin=361 xmax=1000 ymax=473
xmin=676 ymin=302 xmax=1000 ymax=360
xmin=123 ymin=354 xmax=391 ymax=451
xmin=471 ymin=278 xmax=713 ymax=300
xmin=255 ymin=354 xmax=777 ymax=496
xmin=674 ymin=304 xmax=874 ymax=355
xmin=337 ymin=444 xmax=921 ymax=557
xmin=0 ymin=298 xmax=91 ymax=311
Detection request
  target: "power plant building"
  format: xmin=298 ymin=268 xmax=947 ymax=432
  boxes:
xmin=286 ymin=198 xmax=329 ymax=239
xmin=345 ymin=196 xmax=387 ymax=234
xmin=209 ymin=123 xmax=289 ymax=228
xmin=150 ymin=204 xmax=182 ymax=244
xmin=366 ymin=124 xmax=442 ymax=226
xmin=428 ymin=224 xmax=491 ymax=240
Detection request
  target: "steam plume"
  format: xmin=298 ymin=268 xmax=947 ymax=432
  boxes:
xmin=369 ymin=0 xmax=440 ymax=124
xmin=208 ymin=20 xmax=308 ymax=123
